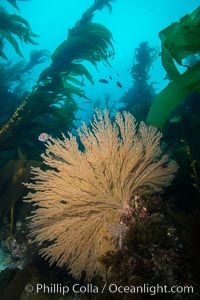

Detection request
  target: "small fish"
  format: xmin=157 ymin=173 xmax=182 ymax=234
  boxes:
xmin=47 ymin=91 xmax=53 ymax=94
xmin=116 ymin=81 xmax=122 ymax=88
xmin=98 ymin=79 xmax=109 ymax=84
xmin=116 ymin=73 xmax=119 ymax=76
xmin=38 ymin=132 xmax=50 ymax=142
xmin=45 ymin=77 xmax=52 ymax=84
xmin=56 ymin=94 xmax=63 ymax=97
xmin=38 ymin=77 xmax=52 ymax=87
xmin=38 ymin=81 xmax=45 ymax=87
xmin=109 ymin=75 xmax=112 ymax=80
xmin=169 ymin=116 xmax=182 ymax=123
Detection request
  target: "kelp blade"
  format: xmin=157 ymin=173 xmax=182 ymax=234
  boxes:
xmin=146 ymin=62 xmax=200 ymax=128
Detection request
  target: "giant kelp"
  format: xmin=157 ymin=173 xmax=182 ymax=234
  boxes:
xmin=0 ymin=58 xmax=37 ymax=125
xmin=160 ymin=6 xmax=200 ymax=81
xmin=78 ymin=0 xmax=115 ymax=25
xmin=0 ymin=0 xmax=115 ymax=229
xmin=147 ymin=62 xmax=200 ymax=129
xmin=120 ymin=41 xmax=157 ymax=121
xmin=22 ymin=49 xmax=50 ymax=73
xmin=146 ymin=6 xmax=200 ymax=128
xmin=0 ymin=6 xmax=38 ymax=60
xmin=0 ymin=149 xmax=39 ymax=220
xmin=0 ymin=0 xmax=115 ymax=150
xmin=146 ymin=7 xmax=200 ymax=214
xmin=131 ymin=41 xmax=157 ymax=82
xmin=6 ymin=0 xmax=20 ymax=11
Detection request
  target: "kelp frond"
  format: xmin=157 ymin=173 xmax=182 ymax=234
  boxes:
xmin=146 ymin=61 xmax=200 ymax=129
xmin=0 ymin=59 xmax=26 ymax=87
xmin=94 ymin=0 xmax=114 ymax=13
xmin=79 ymin=0 xmax=115 ymax=25
xmin=52 ymin=22 xmax=114 ymax=72
xmin=146 ymin=6 xmax=200 ymax=128
xmin=159 ymin=6 xmax=200 ymax=81
xmin=6 ymin=0 xmax=19 ymax=11
xmin=0 ymin=0 xmax=115 ymax=149
xmin=131 ymin=41 xmax=158 ymax=81
xmin=0 ymin=7 xmax=38 ymax=59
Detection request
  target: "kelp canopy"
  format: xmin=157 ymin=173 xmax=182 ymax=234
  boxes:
xmin=0 ymin=0 xmax=115 ymax=150
xmin=147 ymin=6 xmax=200 ymax=128
xmin=0 ymin=6 xmax=38 ymax=60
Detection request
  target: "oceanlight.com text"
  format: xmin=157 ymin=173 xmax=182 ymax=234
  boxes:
xmin=24 ymin=282 xmax=194 ymax=296
xmin=108 ymin=283 xmax=193 ymax=296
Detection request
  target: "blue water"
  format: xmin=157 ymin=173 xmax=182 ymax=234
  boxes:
xmin=3 ymin=0 xmax=200 ymax=125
